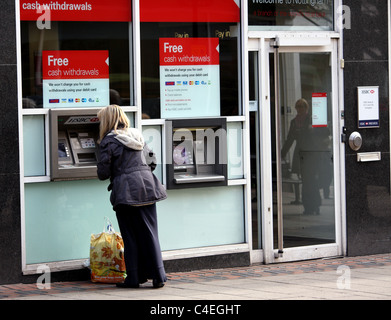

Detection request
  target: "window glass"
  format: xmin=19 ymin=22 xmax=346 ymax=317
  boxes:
xmin=21 ymin=21 xmax=132 ymax=108
xmin=140 ymin=22 xmax=241 ymax=119
xmin=248 ymin=0 xmax=334 ymax=31
xmin=23 ymin=115 xmax=45 ymax=176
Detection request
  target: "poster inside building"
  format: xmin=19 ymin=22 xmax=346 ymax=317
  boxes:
xmin=159 ymin=38 xmax=220 ymax=119
xmin=42 ymin=50 xmax=110 ymax=108
xmin=312 ymin=92 xmax=328 ymax=127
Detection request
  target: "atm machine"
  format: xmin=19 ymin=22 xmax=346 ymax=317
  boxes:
xmin=165 ymin=118 xmax=228 ymax=189
xmin=50 ymin=109 xmax=100 ymax=180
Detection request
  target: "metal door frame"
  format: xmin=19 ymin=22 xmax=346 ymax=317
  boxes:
xmin=249 ymin=35 xmax=346 ymax=264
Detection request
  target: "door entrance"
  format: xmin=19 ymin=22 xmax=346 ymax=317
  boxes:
xmin=249 ymin=37 xmax=344 ymax=263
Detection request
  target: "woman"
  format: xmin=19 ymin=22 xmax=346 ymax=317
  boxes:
xmin=97 ymin=105 xmax=167 ymax=288
xmin=281 ymin=98 xmax=321 ymax=215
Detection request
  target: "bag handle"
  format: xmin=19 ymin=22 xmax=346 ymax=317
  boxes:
xmin=103 ymin=216 xmax=115 ymax=233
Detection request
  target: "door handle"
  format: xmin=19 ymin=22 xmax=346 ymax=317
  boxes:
xmin=349 ymin=132 xmax=363 ymax=151
xmin=341 ymin=127 xmax=347 ymax=143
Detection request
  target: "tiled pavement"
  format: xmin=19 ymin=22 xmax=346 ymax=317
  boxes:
xmin=1 ymin=253 xmax=391 ymax=300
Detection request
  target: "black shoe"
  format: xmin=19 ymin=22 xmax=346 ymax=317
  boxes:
xmin=152 ymin=279 xmax=165 ymax=288
xmin=116 ymin=282 xmax=139 ymax=288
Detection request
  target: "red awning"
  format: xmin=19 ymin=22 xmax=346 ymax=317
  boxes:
xmin=20 ymin=0 xmax=239 ymax=23
xmin=20 ymin=0 xmax=131 ymax=22
xmin=140 ymin=0 xmax=240 ymax=22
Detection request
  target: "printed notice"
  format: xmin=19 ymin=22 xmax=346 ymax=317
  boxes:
xmin=42 ymin=50 xmax=109 ymax=108
xmin=358 ymin=86 xmax=380 ymax=128
xmin=159 ymin=38 xmax=220 ymax=118
xmin=312 ymin=92 xmax=328 ymax=128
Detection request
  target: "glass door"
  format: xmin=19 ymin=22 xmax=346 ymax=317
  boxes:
xmin=273 ymin=50 xmax=335 ymax=244
xmin=249 ymin=51 xmax=262 ymax=250
xmin=249 ymin=37 xmax=343 ymax=263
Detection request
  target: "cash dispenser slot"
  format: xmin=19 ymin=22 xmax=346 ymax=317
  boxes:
xmin=166 ymin=118 xmax=227 ymax=189
xmin=50 ymin=109 xmax=100 ymax=181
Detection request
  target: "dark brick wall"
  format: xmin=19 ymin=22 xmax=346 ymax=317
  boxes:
xmin=343 ymin=0 xmax=391 ymax=256
xmin=0 ymin=0 xmax=22 ymax=284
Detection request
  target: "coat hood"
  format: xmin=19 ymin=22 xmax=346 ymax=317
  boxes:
xmin=108 ymin=128 xmax=144 ymax=151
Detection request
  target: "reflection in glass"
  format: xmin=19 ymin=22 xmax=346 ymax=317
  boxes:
xmin=21 ymin=21 xmax=132 ymax=108
xmin=140 ymin=22 xmax=240 ymax=119
xmin=248 ymin=1 xmax=334 ymax=31
xmin=272 ymin=52 xmax=336 ymax=249
xmin=248 ymin=51 xmax=262 ymax=249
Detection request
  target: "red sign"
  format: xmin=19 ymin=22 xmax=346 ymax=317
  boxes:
xmin=141 ymin=0 xmax=240 ymax=22
xmin=42 ymin=50 xmax=109 ymax=80
xmin=312 ymin=92 xmax=328 ymax=128
xmin=20 ymin=0 xmax=131 ymax=22
xmin=312 ymin=92 xmax=327 ymax=98
xmin=160 ymin=38 xmax=220 ymax=66
xmin=20 ymin=0 xmax=239 ymax=23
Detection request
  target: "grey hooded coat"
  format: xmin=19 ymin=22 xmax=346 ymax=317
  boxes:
xmin=97 ymin=128 xmax=167 ymax=209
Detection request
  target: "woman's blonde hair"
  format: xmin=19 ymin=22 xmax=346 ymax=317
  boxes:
xmin=97 ymin=105 xmax=130 ymax=142
xmin=295 ymin=98 xmax=309 ymax=112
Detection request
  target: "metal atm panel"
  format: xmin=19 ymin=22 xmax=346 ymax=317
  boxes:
xmin=165 ymin=118 xmax=228 ymax=189
xmin=50 ymin=109 xmax=100 ymax=181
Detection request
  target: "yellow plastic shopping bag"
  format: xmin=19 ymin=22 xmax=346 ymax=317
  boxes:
xmin=90 ymin=218 xmax=126 ymax=283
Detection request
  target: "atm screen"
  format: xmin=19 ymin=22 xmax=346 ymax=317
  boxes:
xmin=58 ymin=142 xmax=67 ymax=158
xmin=173 ymin=141 xmax=193 ymax=166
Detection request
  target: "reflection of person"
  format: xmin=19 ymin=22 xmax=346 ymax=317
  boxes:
xmin=58 ymin=143 xmax=67 ymax=158
xmin=23 ymin=98 xmax=37 ymax=108
xmin=281 ymin=99 xmax=321 ymax=215
xmin=97 ymin=105 xmax=167 ymax=288
xmin=317 ymin=128 xmax=332 ymax=199
xmin=110 ymin=89 xmax=122 ymax=106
